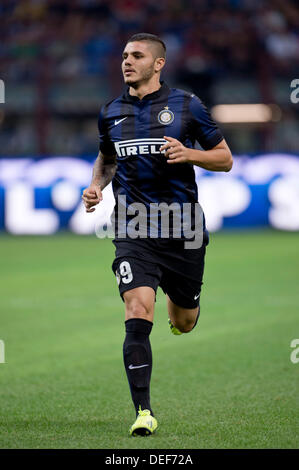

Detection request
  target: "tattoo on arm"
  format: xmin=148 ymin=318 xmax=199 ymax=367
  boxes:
xmin=92 ymin=152 xmax=117 ymax=190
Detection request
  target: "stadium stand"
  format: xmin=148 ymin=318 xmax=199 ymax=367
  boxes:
xmin=0 ymin=0 xmax=298 ymax=156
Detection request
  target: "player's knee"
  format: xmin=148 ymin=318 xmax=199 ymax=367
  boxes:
xmin=172 ymin=318 xmax=193 ymax=333
xmin=125 ymin=297 xmax=152 ymax=320
xmin=174 ymin=309 xmax=200 ymax=333
xmin=179 ymin=320 xmax=195 ymax=333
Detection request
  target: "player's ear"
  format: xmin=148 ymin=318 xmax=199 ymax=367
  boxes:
xmin=155 ymin=57 xmax=165 ymax=73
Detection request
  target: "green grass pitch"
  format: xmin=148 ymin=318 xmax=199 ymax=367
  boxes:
xmin=0 ymin=230 xmax=298 ymax=449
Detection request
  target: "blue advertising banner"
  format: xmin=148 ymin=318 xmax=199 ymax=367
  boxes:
xmin=0 ymin=154 xmax=298 ymax=234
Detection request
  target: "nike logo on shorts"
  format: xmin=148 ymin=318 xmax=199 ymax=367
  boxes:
xmin=194 ymin=293 xmax=200 ymax=300
xmin=128 ymin=364 xmax=149 ymax=370
xmin=114 ymin=117 xmax=127 ymax=126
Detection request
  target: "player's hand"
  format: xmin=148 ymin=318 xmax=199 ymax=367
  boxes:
xmin=82 ymin=183 xmax=103 ymax=213
xmin=160 ymin=136 xmax=191 ymax=164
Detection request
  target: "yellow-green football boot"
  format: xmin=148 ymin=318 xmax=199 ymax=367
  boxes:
xmin=129 ymin=408 xmax=158 ymax=436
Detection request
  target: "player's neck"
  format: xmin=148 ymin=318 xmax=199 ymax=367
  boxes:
xmin=129 ymin=78 xmax=161 ymax=101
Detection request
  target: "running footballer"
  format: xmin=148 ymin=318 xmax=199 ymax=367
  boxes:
xmin=82 ymin=33 xmax=233 ymax=436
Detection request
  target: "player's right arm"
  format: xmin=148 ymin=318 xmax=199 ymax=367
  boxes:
xmin=83 ymin=103 xmax=117 ymax=213
xmin=82 ymin=151 xmax=116 ymax=213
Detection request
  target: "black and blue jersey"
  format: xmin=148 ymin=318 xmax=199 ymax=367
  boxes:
xmin=98 ymin=81 xmax=223 ymax=239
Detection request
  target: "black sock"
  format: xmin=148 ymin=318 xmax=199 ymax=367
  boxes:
xmin=123 ymin=318 xmax=153 ymax=416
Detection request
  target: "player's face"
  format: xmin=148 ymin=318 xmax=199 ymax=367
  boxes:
xmin=122 ymin=41 xmax=157 ymax=87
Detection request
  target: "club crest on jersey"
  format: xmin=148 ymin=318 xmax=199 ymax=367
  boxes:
xmin=157 ymin=107 xmax=174 ymax=125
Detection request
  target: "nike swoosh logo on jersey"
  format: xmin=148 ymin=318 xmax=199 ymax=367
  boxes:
xmin=114 ymin=117 xmax=128 ymax=126
xmin=128 ymin=364 xmax=149 ymax=370
xmin=194 ymin=293 xmax=200 ymax=300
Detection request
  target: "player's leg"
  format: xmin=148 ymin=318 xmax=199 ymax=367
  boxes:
xmin=123 ymin=287 xmax=155 ymax=415
xmin=124 ymin=286 xmax=155 ymax=322
xmin=123 ymin=286 xmax=158 ymax=435
xmin=112 ymin=255 xmax=161 ymax=435
xmin=167 ymin=295 xmax=200 ymax=333
xmin=159 ymin=240 xmax=207 ymax=335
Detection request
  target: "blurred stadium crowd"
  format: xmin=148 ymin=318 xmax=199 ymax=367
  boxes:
xmin=0 ymin=0 xmax=298 ymax=156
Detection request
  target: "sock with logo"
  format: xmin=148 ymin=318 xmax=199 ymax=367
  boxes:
xmin=123 ymin=318 xmax=153 ymax=416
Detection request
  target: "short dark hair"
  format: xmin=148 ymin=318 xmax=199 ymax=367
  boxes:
xmin=126 ymin=33 xmax=166 ymax=59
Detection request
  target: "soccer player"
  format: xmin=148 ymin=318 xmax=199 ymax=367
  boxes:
xmin=82 ymin=33 xmax=233 ymax=436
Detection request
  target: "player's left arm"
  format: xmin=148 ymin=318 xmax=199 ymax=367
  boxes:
xmin=161 ymin=94 xmax=233 ymax=171
xmin=161 ymin=136 xmax=233 ymax=172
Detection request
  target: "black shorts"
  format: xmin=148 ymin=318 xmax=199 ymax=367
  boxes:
xmin=111 ymin=234 xmax=209 ymax=309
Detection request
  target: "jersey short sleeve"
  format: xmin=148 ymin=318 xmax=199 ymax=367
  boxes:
xmin=98 ymin=106 xmax=116 ymax=155
xmin=189 ymin=95 xmax=224 ymax=150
